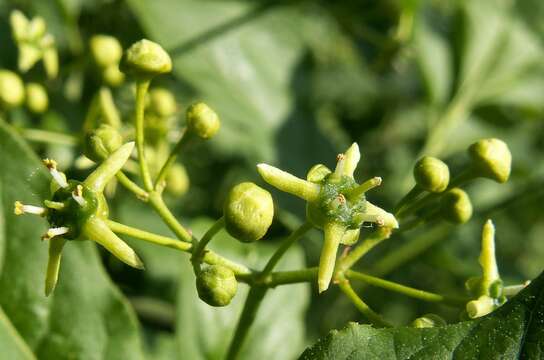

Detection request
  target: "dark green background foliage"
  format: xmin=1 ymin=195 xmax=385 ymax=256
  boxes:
xmin=0 ymin=0 xmax=543 ymax=359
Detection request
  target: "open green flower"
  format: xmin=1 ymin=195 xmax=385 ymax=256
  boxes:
xmin=257 ymin=143 xmax=398 ymax=293
xmin=14 ymin=142 xmax=143 ymax=296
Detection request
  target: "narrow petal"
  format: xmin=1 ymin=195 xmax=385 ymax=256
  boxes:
xmin=318 ymin=222 xmax=345 ymax=293
xmin=365 ymin=201 xmax=399 ymax=229
xmin=479 ymin=220 xmax=499 ymax=286
xmin=257 ymin=163 xmax=320 ymax=202
xmin=84 ymin=142 xmax=134 ymax=193
xmin=45 ymin=237 xmax=66 ymax=296
xmin=82 ymin=217 xmax=144 ymax=269
xmin=343 ymin=143 xmax=360 ymax=178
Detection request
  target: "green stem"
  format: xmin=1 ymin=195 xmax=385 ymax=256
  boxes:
xmin=98 ymin=86 xmax=121 ymax=128
xmin=83 ymin=94 xmax=100 ymax=132
xmin=394 ymin=185 xmax=422 ymax=214
xmin=19 ymin=128 xmax=78 ymax=146
xmin=346 ymin=270 xmax=467 ymax=306
xmin=105 ymin=219 xmax=252 ymax=277
xmin=226 ymin=286 xmax=267 ymax=360
xmin=265 ymin=268 xmax=317 ymax=287
xmin=260 ymin=222 xmax=312 ymax=277
xmin=191 ymin=216 xmax=225 ymax=274
xmin=134 ymin=80 xmax=154 ymax=191
xmin=148 ymin=191 xmax=193 ymax=243
xmin=371 ymin=224 xmax=449 ymax=277
xmin=338 ymin=280 xmax=392 ymax=327
xmin=154 ymin=127 xmax=193 ymax=190
xmin=226 ymin=223 xmax=311 ymax=360
xmin=116 ymin=172 xmax=148 ymax=200
xmin=336 ymin=227 xmax=393 ymax=273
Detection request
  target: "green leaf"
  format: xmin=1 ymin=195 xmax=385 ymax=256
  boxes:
xmin=300 ymin=270 xmax=544 ymax=359
xmin=126 ymin=0 xmax=327 ymax=162
xmin=0 ymin=120 xmax=145 ymax=359
xmin=176 ymin=218 xmax=310 ymax=360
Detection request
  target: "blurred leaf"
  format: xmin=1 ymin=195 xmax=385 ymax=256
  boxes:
xmin=0 ymin=307 xmax=34 ymax=360
xmin=414 ymin=21 xmax=452 ymax=105
xmin=301 ymin=270 xmax=544 ymax=359
xmin=176 ymin=218 xmax=309 ymax=360
xmin=126 ymin=0 xmax=330 ymax=162
xmin=0 ymin=121 xmax=144 ymax=359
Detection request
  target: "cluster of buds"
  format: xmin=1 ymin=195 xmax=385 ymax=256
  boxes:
xmin=90 ymin=35 xmax=125 ymax=87
xmin=257 ymin=143 xmax=398 ymax=293
xmin=0 ymin=70 xmax=49 ymax=114
xmin=10 ymin=10 xmax=58 ymax=78
xmin=14 ymin=143 xmax=144 ymax=295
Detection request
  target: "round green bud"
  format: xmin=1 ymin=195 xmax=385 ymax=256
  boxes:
xmin=306 ymin=164 xmax=331 ymax=184
xmin=468 ymin=138 xmax=511 ymax=183
xmin=411 ymin=314 xmax=446 ymax=328
xmin=196 ymin=265 xmax=237 ymax=307
xmin=224 ymin=182 xmax=274 ymax=243
xmin=166 ymin=163 xmax=190 ymax=196
xmin=186 ymin=102 xmax=220 ymax=139
xmin=440 ymin=188 xmax=472 ymax=224
xmin=0 ymin=70 xmax=25 ymax=109
xmin=413 ymin=156 xmax=449 ymax=192
xmin=84 ymin=124 xmax=123 ymax=162
xmin=25 ymin=82 xmax=48 ymax=113
xmin=103 ymin=65 xmax=125 ymax=87
xmin=90 ymin=35 xmax=123 ymax=68
xmin=121 ymin=39 xmax=172 ymax=78
xmin=149 ymin=87 xmax=177 ymax=117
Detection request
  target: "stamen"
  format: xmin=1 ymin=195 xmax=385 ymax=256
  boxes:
xmin=43 ymin=159 xmax=68 ymax=188
xmin=13 ymin=201 xmax=46 ymax=216
xmin=72 ymin=185 xmax=86 ymax=206
xmin=41 ymin=227 xmax=69 ymax=241
xmin=44 ymin=200 xmax=65 ymax=210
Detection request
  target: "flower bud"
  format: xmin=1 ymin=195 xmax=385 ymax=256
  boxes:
xmin=83 ymin=124 xmax=123 ymax=162
xmin=27 ymin=17 xmax=46 ymax=40
xmin=468 ymin=138 xmax=511 ymax=183
xmin=25 ymin=82 xmax=48 ymax=113
xmin=196 ymin=265 xmax=238 ymax=307
xmin=0 ymin=70 xmax=25 ymax=108
xmin=439 ymin=188 xmax=472 ymax=224
xmin=411 ymin=314 xmax=446 ymax=328
xmin=42 ymin=44 xmax=58 ymax=79
xmin=166 ymin=163 xmax=190 ymax=196
xmin=90 ymin=35 xmax=123 ymax=68
xmin=10 ymin=10 xmax=28 ymax=42
xmin=223 ymin=182 xmax=274 ymax=243
xmin=102 ymin=65 xmax=125 ymax=87
xmin=149 ymin=87 xmax=177 ymax=117
xmin=121 ymin=39 xmax=172 ymax=78
xmin=413 ymin=156 xmax=449 ymax=192
xmin=186 ymin=102 xmax=220 ymax=139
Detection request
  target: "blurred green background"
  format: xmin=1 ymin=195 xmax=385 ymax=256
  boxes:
xmin=1 ymin=0 xmax=543 ymax=359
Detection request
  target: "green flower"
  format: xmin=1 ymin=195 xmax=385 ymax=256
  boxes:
xmin=14 ymin=142 xmax=144 ymax=296
xmin=257 ymin=143 xmax=398 ymax=293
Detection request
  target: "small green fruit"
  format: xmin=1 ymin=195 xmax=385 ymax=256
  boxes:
xmin=196 ymin=265 xmax=238 ymax=307
xmin=25 ymin=82 xmax=48 ymax=113
xmin=224 ymin=182 xmax=274 ymax=242
xmin=84 ymin=124 xmax=123 ymax=162
xmin=121 ymin=39 xmax=172 ymax=78
xmin=440 ymin=188 xmax=472 ymax=224
xmin=468 ymin=138 xmax=511 ymax=183
xmin=0 ymin=70 xmax=25 ymax=108
xmin=186 ymin=102 xmax=220 ymax=139
xmin=90 ymin=35 xmax=123 ymax=68
xmin=413 ymin=156 xmax=449 ymax=192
